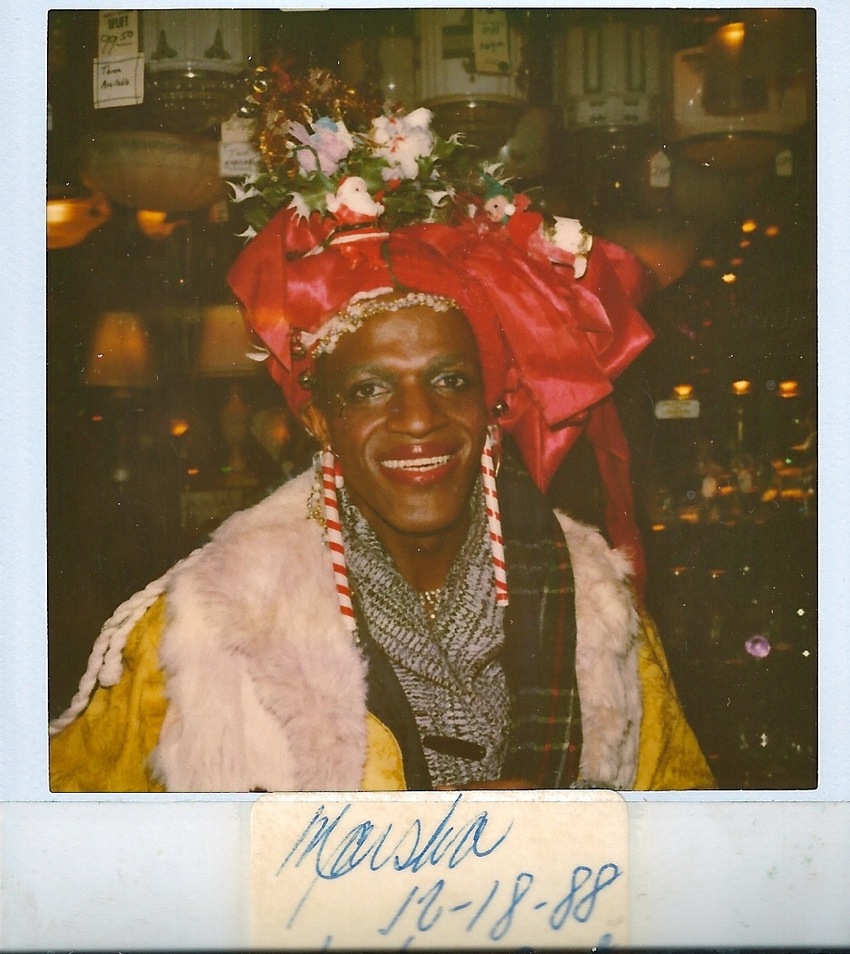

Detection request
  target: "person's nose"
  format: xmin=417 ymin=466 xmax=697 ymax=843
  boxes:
xmin=386 ymin=381 xmax=444 ymax=435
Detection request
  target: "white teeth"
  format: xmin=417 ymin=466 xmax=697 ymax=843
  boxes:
xmin=382 ymin=455 xmax=452 ymax=471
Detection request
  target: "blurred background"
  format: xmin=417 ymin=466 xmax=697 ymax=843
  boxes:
xmin=47 ymin=8 xmax=816 ymax=789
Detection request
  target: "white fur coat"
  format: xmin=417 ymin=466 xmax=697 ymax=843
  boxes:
xmin=60 ymin=469 xmax=643 ymax=791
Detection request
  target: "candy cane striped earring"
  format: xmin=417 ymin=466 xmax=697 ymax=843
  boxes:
xmin=482 ymin=429 xmax=509 ymax=607
xmin=320 ymin=448 xmax=356 ymax=630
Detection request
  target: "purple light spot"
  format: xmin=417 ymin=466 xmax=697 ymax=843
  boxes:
xmin=745 ymin=634 xmax=772 ymax=658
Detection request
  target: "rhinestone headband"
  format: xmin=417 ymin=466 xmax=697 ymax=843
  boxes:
xmin=304 ymin=291 xmax=458 ymax=358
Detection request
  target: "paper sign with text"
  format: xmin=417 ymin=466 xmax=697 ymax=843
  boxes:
xmin=472 ymin=10 xmax=512 ymax=74
xmin=93 ymin=55 xmax=144 ymax=109
xmin=251 ymin=791 xmax=628 ymax=950
xmin=219 ymin=141 xmax=262 ymax=179
xmin=97 ymin=10 xmax=139 ymax=59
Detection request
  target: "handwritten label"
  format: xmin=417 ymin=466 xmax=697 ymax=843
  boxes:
xmin=93 ymin=55 xmax=144 ymax=109
xmin=472 ymin=10 xmax=511 ymax=75
xmin=98 ymin=10 xmax=139 ymax=59
xmin=219 ymin=141 xmax=262 ymax=179
xmin=251 ymin=791 xmax=628 ymax=950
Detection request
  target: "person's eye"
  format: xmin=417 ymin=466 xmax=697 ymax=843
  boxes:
xmin=433 ymin=370 xmax=475 ymax=392
xmin=347 ymin=379 xmax=390 ymax=402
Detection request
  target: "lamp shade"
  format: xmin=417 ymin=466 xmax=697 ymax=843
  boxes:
xmin=46 ymin=192 xmax=111 ymax=250
xmin=83 ymin=311 xmax=156 ymax=388
xmin=82 ymin=131 xmax=226 ymax=213
xmin=196 ymin=304 xmax=261 ymax=377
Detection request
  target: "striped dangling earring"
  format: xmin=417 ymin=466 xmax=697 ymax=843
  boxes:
xmin=482 ymin=430 xmax=509 ymax=607
xmin=320 ymin=449 xmax=357 ymax=630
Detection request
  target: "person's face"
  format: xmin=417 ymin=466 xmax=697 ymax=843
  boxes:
xmin=307 ymin=302 xmax=489 ymax=549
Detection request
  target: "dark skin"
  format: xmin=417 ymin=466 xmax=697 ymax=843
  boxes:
xmin=302 ymin=302 xmax=490 ymax=593
xmin=301 ymin=300 xmax=531 ymax=790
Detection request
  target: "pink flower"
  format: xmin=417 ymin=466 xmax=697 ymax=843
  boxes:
xmin=290 ymin=118 xmax=354 ymax=176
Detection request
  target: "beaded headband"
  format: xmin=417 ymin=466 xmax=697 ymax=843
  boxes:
xmin=304 ymin=291 xmax=457 ymax=359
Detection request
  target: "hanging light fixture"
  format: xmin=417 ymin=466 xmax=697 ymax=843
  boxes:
xmin=81 ymin=11 xmax=259 ymax=213
xmin=82 ymin=130 xmax=227 ymax=213
xmin=671 ymin=14 xmax=810 ymax=172
xmin=46 ymin=191 xmax=111 ymax=250
xmin=141 ymin=10 xmax=260 ymax=134
xmin=549 ymin=14 xmax=672 ymax=222
xmin=414 ymin=9 xmax=528 ymax=159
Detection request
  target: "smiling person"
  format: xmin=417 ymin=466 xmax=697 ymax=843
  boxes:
xmin=49 ymin=70 xmax=714 ymax=792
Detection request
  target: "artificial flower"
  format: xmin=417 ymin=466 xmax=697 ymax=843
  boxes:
xmin=370 ymin=107 xmax=434 ymax=181
xmin=290 ymin=117 xmax=354 ymax=176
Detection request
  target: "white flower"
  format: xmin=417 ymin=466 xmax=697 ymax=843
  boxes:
xmin=370 ymin=108 xmax=434 ymax=181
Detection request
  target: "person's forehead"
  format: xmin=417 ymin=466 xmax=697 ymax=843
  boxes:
xmin=325 ymin=304 xmax=479 ymax=366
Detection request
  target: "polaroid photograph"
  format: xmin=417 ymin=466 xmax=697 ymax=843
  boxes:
xmin=2 ymin=3 xmax=847 ymax=950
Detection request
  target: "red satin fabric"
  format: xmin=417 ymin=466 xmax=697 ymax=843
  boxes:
xmin=227 ymin=206 xmax=654 ymax=593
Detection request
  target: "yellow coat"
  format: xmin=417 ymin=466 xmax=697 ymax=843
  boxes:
xmin=50 ymin=594 xmax=714 ymax=792
xmin=50 ymin=471 xmax=714 ymax=793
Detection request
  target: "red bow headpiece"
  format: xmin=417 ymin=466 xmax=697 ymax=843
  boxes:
xmin=228 ymin=203 xmax=654 ymax=589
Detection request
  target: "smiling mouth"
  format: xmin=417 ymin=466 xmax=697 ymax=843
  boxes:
xmin=381 ymin=454 xmax=453 ymax=472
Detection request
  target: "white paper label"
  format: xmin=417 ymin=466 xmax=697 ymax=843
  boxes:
xmin=93 ymin=54 xmax=144 ymax=109
xmin=221 ymin=114 xmax=256 ymax=143
xmin=219 ymin=140 xmax=262 ymax=179
xmin=97 ymin=10 xmax=139 ymax=59
xmin=650 ymin=150 xmax=672 ymax=188
xmin=472 ymin=10 xmax=511 ymax=75
xmin=251 ymin=791 xmax=628 ymax=950
xmin=655 ymin=398 xmax=700 ymax=420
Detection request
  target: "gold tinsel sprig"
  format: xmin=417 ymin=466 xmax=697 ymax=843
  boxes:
xmin=248 ymin=65 xmax=384 ymax=174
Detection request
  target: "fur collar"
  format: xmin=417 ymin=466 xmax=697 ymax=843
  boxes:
xmin=145 ymin=471 xmax=640 ymax=791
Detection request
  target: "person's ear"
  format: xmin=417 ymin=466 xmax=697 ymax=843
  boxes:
xmin=299 ymin=403 xmax=331 ymax=449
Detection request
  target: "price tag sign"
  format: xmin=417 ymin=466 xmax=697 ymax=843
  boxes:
xmin=219 ymin=141 xmax=262 ymax=179
xmin=251 ymin=791 xmax=628 ymax=950
xmin=472 ymin=10 xmax=512 ymax=75
xmin=97 ymin=10 xmax=139 ymax=59
xmin=94 ymin=10 xmax=142 ymax=109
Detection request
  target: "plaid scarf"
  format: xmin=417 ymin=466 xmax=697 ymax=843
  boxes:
xmin=353 ymin=446 xmax=582 ymax=789
xmin=341 ymin=480 xmax=510 ymax=787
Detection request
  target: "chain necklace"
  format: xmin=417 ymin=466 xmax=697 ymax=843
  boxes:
xmin=417 ymin=588 xmax=444 ymax=625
